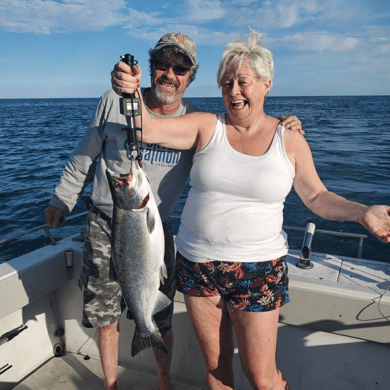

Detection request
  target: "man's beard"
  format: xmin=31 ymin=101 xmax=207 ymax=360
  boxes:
xmin=151 ymin=77 xmax=179 ymax=104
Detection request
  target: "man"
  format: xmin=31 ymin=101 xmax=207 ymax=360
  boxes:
xmin=46 ymin=32 xmax=302 ymax=390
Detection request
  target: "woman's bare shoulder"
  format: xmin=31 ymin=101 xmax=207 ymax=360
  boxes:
xmin=283 ymin=124 xmax=308 ymax=148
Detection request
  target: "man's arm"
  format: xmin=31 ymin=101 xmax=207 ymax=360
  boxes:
xmin=44 ymin=95 xmax=109 ymax=227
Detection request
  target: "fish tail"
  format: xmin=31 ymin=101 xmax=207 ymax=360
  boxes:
xmin=131 ymin=328 xmax=168 ymax=357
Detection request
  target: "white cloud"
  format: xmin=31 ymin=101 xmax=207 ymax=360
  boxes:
xmin=211 ymin=0 xmax=384 ymax=32
xmin=127 ymin=25 xmax=236 ymax=47
xmin=211 ymin=0 xmax=326 ymax=29
xmin=0 ymin=0 xmax=128 ymax=34
xmin=0 ymin=0 xmax=387 ymax=60
xmin=123 ymin=8 xmax=166 ymax=28
xmin=276 ymin=32 xmax=360 ymax=52
xmin=379 ymin=45 xmax=390 ymax=53
xmin=184 ymin=0 xmax=225 ymax=22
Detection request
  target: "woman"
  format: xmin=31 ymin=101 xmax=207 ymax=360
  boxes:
xmin=113 ymin=30 xmax=390 ymax=390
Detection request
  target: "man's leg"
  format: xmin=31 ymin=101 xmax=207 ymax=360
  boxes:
xmin=98 ymin=321 xmax=120 ymax=390
xmin=81 ymin=211 xmax=123 ymax=389
xmin=154 ymin=329 xmax=174 ymax=390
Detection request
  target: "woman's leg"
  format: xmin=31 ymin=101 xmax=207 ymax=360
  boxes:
xmin=185 ymin=294 xmax=235 ymax=390
xmin=228 ymin=307 xmax=290 ymax=390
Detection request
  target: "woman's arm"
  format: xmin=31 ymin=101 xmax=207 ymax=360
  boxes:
xmin=285 ymin=131 xmax=390 ymax=243
xmin=138 ymin=102 xmax=216 ymax=151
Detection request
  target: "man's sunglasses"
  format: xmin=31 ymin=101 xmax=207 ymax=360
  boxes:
xmin=153 ymin=60 xmax=191 ymax=76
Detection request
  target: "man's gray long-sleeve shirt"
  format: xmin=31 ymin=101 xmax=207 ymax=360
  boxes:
xmin=50 ymin=88 xmax=199 ymax=222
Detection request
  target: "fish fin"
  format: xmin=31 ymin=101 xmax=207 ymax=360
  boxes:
xmin=131 ymin=328 xmax=167 ymax=357
xmin=152 ymin=290 xmax=171 ymax=315
xmin=146 ymin=207 xmax=156 ymax=234
xmin=159 ymin=263 xmax=168 ymax=284
xmin=109 ymin=258 xmax=118 ymax=282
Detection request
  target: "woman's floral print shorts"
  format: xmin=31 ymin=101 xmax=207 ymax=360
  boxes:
xmin=176 ymin=253 xmax=290 ymax=312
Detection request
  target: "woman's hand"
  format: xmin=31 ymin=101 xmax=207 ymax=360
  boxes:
xmin=358 ymin=205 xmax=390 ymax=243
xmin=278 ymin=116 xmax=304 ymax=135
xmin=111 ymin=61 xmax=142 ymax=96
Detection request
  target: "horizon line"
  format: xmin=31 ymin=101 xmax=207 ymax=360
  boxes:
xmin=1 ymin=94 xmax=390 ymax=100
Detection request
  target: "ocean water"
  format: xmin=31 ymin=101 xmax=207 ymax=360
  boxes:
xmin=0 ymin=95 xmax=389 ymax=264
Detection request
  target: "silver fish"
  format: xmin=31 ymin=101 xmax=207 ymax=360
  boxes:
xmin=106 ymin=157 xmax=169 ymax=357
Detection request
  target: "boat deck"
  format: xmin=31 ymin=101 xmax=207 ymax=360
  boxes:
xmin=11 ymin=323 xmax=390 ymax=390
xmin=12 ymin=353 xmax=202 ymax=390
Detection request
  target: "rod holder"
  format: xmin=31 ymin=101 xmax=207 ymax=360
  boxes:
xmin=64 ymin=250 xmax=73 ymax=268
xmin=297 ymin=221 xmax=316 ymax=269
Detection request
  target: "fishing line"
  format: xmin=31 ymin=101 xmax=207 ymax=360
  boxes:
xmin=348 ymin=268 xmax=390 ymax=323
xmin=135 ymin=87 xmax=143 ymax=159
xmin=77 ymin=329 xmax=98 ymax=360
xmin=377 ymin=262 xmax=390 ymax=323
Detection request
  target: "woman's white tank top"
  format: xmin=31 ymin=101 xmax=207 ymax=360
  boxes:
xmin=175 ymin=114 xmax=295 ymax=263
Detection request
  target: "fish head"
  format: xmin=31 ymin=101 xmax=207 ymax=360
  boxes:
xmin=106 ymin=158 xmax=149 ymax=210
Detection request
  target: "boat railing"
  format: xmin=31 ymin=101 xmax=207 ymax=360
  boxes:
xmin=282 ymin=225 xmax=367 ymax=259
xmin=0 ymin=212 xmax=367 ymax=258
xmin=0 ymin=211 xmax=89 ymax=246
xmin=170 ymin=216 xmax=368 ymax=259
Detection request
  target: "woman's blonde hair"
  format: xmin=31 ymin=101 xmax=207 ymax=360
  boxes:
xmin=217 ymin=29 xmax=274 ymax=89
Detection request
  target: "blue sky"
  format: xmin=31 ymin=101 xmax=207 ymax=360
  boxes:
xmin=0 ymin=0 xmax=389 ymax=98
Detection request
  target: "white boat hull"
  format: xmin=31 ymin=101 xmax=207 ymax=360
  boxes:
xmin=1 ymin=235 xmax=389 ymax=389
